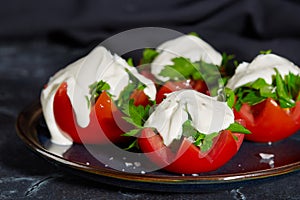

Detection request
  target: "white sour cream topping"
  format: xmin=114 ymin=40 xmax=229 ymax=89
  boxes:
xmin=144 ymin=90 xmax=234 ymax=146
xmin=227 ymin=53 xmax=300 ymax=90
xmin=41 ymin=46 xmax=156 ymax=145
xmin=151 ymin=35 xmax=222 ymax=82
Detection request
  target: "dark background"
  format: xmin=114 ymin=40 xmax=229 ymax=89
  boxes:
xmin=1 ymin=0 xmax=300 ymax=199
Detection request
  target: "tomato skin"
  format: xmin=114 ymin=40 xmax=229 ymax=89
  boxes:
xmin=53 ymin=82 xmax=132 ymax=144
xmin=156 ymin=81 xmax=192 ymax=104
xmin=190 ymin=79 xmax=209 ymax=95
xmin=130 ymin=89 xmax=149 ymax=107
xmin=234 ymin=98 xmax=300 ymax=142
xmin=291 ymin=101 xmax=300 ymax=129
xmin=138 ymin=128 xmax=244 ymax=174
xmin=156 ymin=80 xmax=209 ymax=104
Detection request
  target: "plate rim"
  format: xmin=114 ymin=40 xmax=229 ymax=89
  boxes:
xmin=16 ymin=101 xmax=300 ymax=186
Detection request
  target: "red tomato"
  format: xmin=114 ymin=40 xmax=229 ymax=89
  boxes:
xmin=156 ymin=80 xmax=209 ymax=104
xmin=291 ymin=101 xmax=300 ymax=128
xmin=234 ymin=98 xmax=300 ymax=142
xmin=53 ymin=82 xmax=133 ymax=144
xmin=138 ymin=128 xmax=244 ymax=174
xmin=130 ymin=89 xmax=149 ymax=107
xmin=190 ymin=79 xmax=209 ymax=95
xmin=156 ymin=81 xmax=192 ymax=104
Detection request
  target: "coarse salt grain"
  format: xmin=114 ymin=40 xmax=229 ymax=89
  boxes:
xmin=134 ymin=162 xmax=141 ymax=167
xmin=125 ymin=162 xmax=133 ymax=167
xmin=259 ymin=153 xmax=274 ymax=160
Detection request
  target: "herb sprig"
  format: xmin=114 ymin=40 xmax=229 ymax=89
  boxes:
xmin=141 ymin=48 xmax=159 ymax=64
xmin=182 ymin=119 xmax=250 ymax=152
xmin=234 ymin=69 xmax=300 ymax=111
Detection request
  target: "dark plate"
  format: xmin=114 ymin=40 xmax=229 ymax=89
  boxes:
xmin=16 ymin=101 xmax=300 ymax=192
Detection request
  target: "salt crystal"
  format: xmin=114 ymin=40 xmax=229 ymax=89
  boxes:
xmin=125 ymin=162 xmax=133 ymax=167
xmin=259 ymin=153 xmax=274 ymax=160
xmin=268 ymin=142 xmax=272 ymax=146
xmin=259 ymin=153 xmax=275 ymax=168
xmin=134 ymin=162 xmax=141 ymax=167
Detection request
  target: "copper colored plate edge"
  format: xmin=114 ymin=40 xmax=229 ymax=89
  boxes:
xmin=16 ymin=101 xmax=300 ymax=185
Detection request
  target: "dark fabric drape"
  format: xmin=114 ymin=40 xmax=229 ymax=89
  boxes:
xmin=1 ymin=0 xmax=300 ymax=63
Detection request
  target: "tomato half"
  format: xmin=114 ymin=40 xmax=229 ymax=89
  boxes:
xmin=138 ymin=128 xmax=244 ymax=174
xmin=156 ymin=80 xmax=209 ymax=104
xmin=156 ymin=81 xmax=192 ymax=104
xmin=234 ymin=98 xmax=300 ymax=142
xmin=53 ymin=82 xmax=132 ymax=144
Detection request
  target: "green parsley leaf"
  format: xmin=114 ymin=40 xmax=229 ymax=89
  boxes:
xmin=251 ymin=78 xmax=269 ymax=90
xmin=182 ymin=120 xmax=198 ymax=138
xmin=85 ymin=95 xmax=91 ymax=109
xmin=274 ymin=69 xmax=295 ymax=108
xmin=224 ymin=87 xmax=235 ymax=108
xmin=181 ymin=120 xmax=219 ymax=152
xmin=260 ymin=49 xmax=272 ymax=55
xmin=127 ymin=58 xmax=134 ymax=66
xmin=286 ymin=72 xmax=300 ymax=99
xmin=141 ymin=48 xmax=159 ymax=64
xmin=159 ymin=57 xmax=198 ymax=80
xmin=226 ymin=122 xmax=251 ymax=134
xmin=159 ymin=57 xmax=224 ymax=96
xmin=122 ymin=129 xmax=141 ymax=137
xmin=234 ymin=68 xmax=300 ymax=111
xmin=188 ymin=32 xmax=200 ymax=37
xmin=89 ymin=80 xmax=111 ymax=103
xmin=200 ymin=132 xmax=219 ymax=152
xmin=116 ymin=82 xmax=137 ymax=108
xmin=193 ymin=133 xmax=205 ymax=147
xmin=129 ymin=99 xmax=151 ymax=127
xmin=241 ymin=90 xmax=266 ymax=105
xmin=123 ymin=139 xmax=139 ymax=151
xmin=116 ymin=68 xmax=147 ymax=108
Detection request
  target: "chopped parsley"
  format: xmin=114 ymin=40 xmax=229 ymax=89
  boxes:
xmin=115 ymin=69 xmax=154 ymax=138
xmin=182 ymin=120 xmax=250 ymax=152
xmin=116 ymin=68 xmax=147 ymax=108
xmin=260 ymin=49 xmax=272 ymax=55
xmin=140 ymin=48 xmax=159 ymax=64
xmin=234 ymin=69 xmax=300 ymax=111
xmin=88 ymin=80 xmax=111 ymax=105
xmin=127 ymin=57 xmax=134 ymax=66
xmin=122 ymin=99 xmax=152 ymax=130
xmin=159 ymin=57 xmax=224 ymax=96
xmin=188 ymin=32 xmax=200 ymax=37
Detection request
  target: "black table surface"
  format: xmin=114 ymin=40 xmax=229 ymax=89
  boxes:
xmin=1 ymin=39 xmax=300 ymax=200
